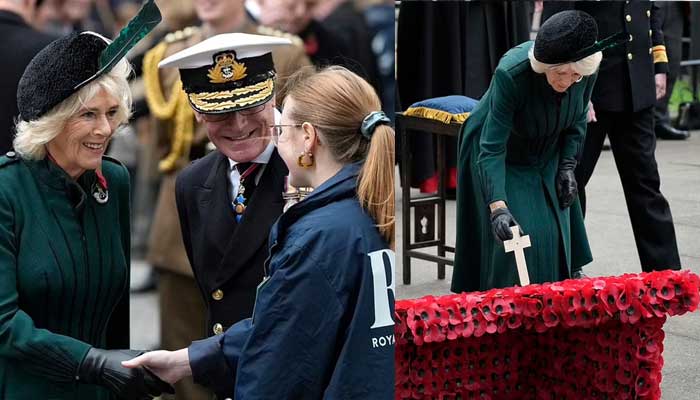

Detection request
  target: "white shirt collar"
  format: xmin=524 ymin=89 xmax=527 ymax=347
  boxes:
xmin=228 ymin=142 xmax=274 ymax=171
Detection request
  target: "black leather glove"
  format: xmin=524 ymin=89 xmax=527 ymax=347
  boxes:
xmin=77 ymin=348 xmax=175 ymax=400
xmin=556 ymin=158 xmax=578 ymax=209
xmin=490 ymin=207 xmax=520 ymax=242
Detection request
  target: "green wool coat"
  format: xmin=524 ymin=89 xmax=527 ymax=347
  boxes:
xmin=0 ymin=154 xmax=130 ymax=399
xmin=452 ymin=41 xmax=594 ymax=293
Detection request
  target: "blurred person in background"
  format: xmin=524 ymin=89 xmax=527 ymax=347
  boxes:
xmin=252 ymin=0 xmax=380 ymax=95
xmin=41 ymin=0 xmax=107 ymax=36
xmin=311 ymin=0 xmax=381 ymax=110
xmin=356 ymin=0 xmax=395 ymax=121
xmin=0 ymin=0 xmax=56 ymax=153
xmin=654 ymin=1 xmax=690 ymax=140
xmin=107 ymin=0 xmax=196 ymax=253
xmin=252 ymin=0 xmax=346 ymax=66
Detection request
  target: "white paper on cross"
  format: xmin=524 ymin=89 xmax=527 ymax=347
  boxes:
xmin=503 ymin=225 xmax=531 ymax=286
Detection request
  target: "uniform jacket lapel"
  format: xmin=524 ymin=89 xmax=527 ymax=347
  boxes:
xmin=198 ymin=152 xmax=237 ymax=286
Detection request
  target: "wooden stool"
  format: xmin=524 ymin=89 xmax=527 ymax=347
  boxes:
xmin=397 ymin=112 xmax=462 ymax=285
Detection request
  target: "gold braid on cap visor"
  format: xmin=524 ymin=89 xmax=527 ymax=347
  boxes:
xmin=188 ymin=79 xmax=275 ymax=112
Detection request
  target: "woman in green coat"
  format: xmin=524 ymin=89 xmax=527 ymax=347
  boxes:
xmin=0 ymin=6 xmax=172 ymax=399
xmin=452 ymin=11 xmax=624 ymax=293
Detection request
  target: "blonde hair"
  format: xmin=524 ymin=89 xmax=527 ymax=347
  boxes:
xmin=283 ymin=66 xmax=395 ymax=248
xmin=528 ymin=46 xmax=602 ymax=76
xmin=13 ymin=59 xmax=132 ymax=160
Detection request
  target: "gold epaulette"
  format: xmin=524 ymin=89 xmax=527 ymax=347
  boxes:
xmin=256 ymin=25 xmax=304 ymax=47
xmin=143 ymin=27 xmax=200 ymax=173
xmin=164 ymin=26 xmax=200 ymax=45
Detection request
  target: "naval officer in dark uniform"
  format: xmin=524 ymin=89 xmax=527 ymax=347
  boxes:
xmin=0 ymin=0 xmax=55 ymax=152
xmin=161 ymin=32 xmax=292 ymax=353
xmin=543 ymin=1 xmax=682 ymax=272
xmin=654 ymin=1 xmax=690 ymax=140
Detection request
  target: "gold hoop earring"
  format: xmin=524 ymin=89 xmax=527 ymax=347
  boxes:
xmin=297 ymin=151 xmax=314 ymax=168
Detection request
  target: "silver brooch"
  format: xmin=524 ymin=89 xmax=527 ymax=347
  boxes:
xmin=92 ymin=183 xmax=109 ymax=204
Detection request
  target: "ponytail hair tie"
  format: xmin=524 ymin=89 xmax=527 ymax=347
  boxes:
xmin=360 ymin=111 xmax=391 ymax=139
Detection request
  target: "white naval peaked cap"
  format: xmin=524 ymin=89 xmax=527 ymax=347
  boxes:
xmin=157 ymin=33 xmax=293 ymax=114
xmin=158 ymin=32 xmax=292 ymax=69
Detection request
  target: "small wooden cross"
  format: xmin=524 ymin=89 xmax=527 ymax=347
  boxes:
xmin=503 ymin=226 xmax=531 ymax=286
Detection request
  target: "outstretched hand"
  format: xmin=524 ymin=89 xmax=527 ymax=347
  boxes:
xmin=122 ymin=348 xmax=192 ymax=386
xmin=77 ymin=348 xmax=174 ymax=399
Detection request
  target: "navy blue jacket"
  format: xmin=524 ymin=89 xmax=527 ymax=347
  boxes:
xmin=188 ymin=163 xmax=395 ymax=399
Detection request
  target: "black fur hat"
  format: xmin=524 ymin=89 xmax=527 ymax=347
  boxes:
xmin=16 ymin=0 xmax=161 ymax=122
xmin=17 ymin=33 xmax=109 ymax=122
xmin=534 ymin=10 xmax=599 ymax=64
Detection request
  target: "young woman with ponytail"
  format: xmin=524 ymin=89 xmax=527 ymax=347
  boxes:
xmin=124 ymin=66 xmax=396 ymax=399
xmin=278 ymin=65 xmax=395 ymax=248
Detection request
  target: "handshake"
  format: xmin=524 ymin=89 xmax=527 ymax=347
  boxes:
xmin=78 ymin=348 xmax=175 ymax=400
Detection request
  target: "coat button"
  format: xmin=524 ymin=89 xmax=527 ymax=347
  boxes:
xmin=5 ymin=151 xmax=15 ymax=158
xmin=629 ymin=34 xmax=633 ymax=42
xmin=212 ymin=289 xmax=224 ymax=301
xmin=626 ymin=15 xmax=632 ymax=22
xmin=647 ymin=10 xmax=651 ymax=17
xmin=649 ymin=48 xmax=653 ymax=54
xmin=213 ymin=323 xmax=223 ymax=335
xmin=628 ymin=53 xmax=633 ymax=61
xmin=649 ymin=29 xmax=652 ymax=37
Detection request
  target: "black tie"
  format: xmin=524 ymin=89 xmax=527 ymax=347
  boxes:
xmin=235 ymin=162 xmax=252 ymax=174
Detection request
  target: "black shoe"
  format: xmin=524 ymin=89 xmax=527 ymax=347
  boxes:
xmin=571 ymin=270 xmax=588 ymax=279
xmin=656 ymin=123 xmax=690 ymax=140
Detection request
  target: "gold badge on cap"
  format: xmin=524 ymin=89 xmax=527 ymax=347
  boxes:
xmin=208 ymin=52 xmax=247 ymax=84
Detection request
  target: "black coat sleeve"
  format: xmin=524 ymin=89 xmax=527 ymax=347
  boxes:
xmin=651 ymin=2 xmax=669 ymax=74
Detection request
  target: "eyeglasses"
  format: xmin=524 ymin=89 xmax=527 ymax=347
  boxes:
xmin=199 ymin=103 xmax=267 ymax=122
xmin=268 ymin=124 xmax=302 ymax=145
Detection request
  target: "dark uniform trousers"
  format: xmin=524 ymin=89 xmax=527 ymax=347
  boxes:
xmin=576 ymin=107 xmax=681 ymax=271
